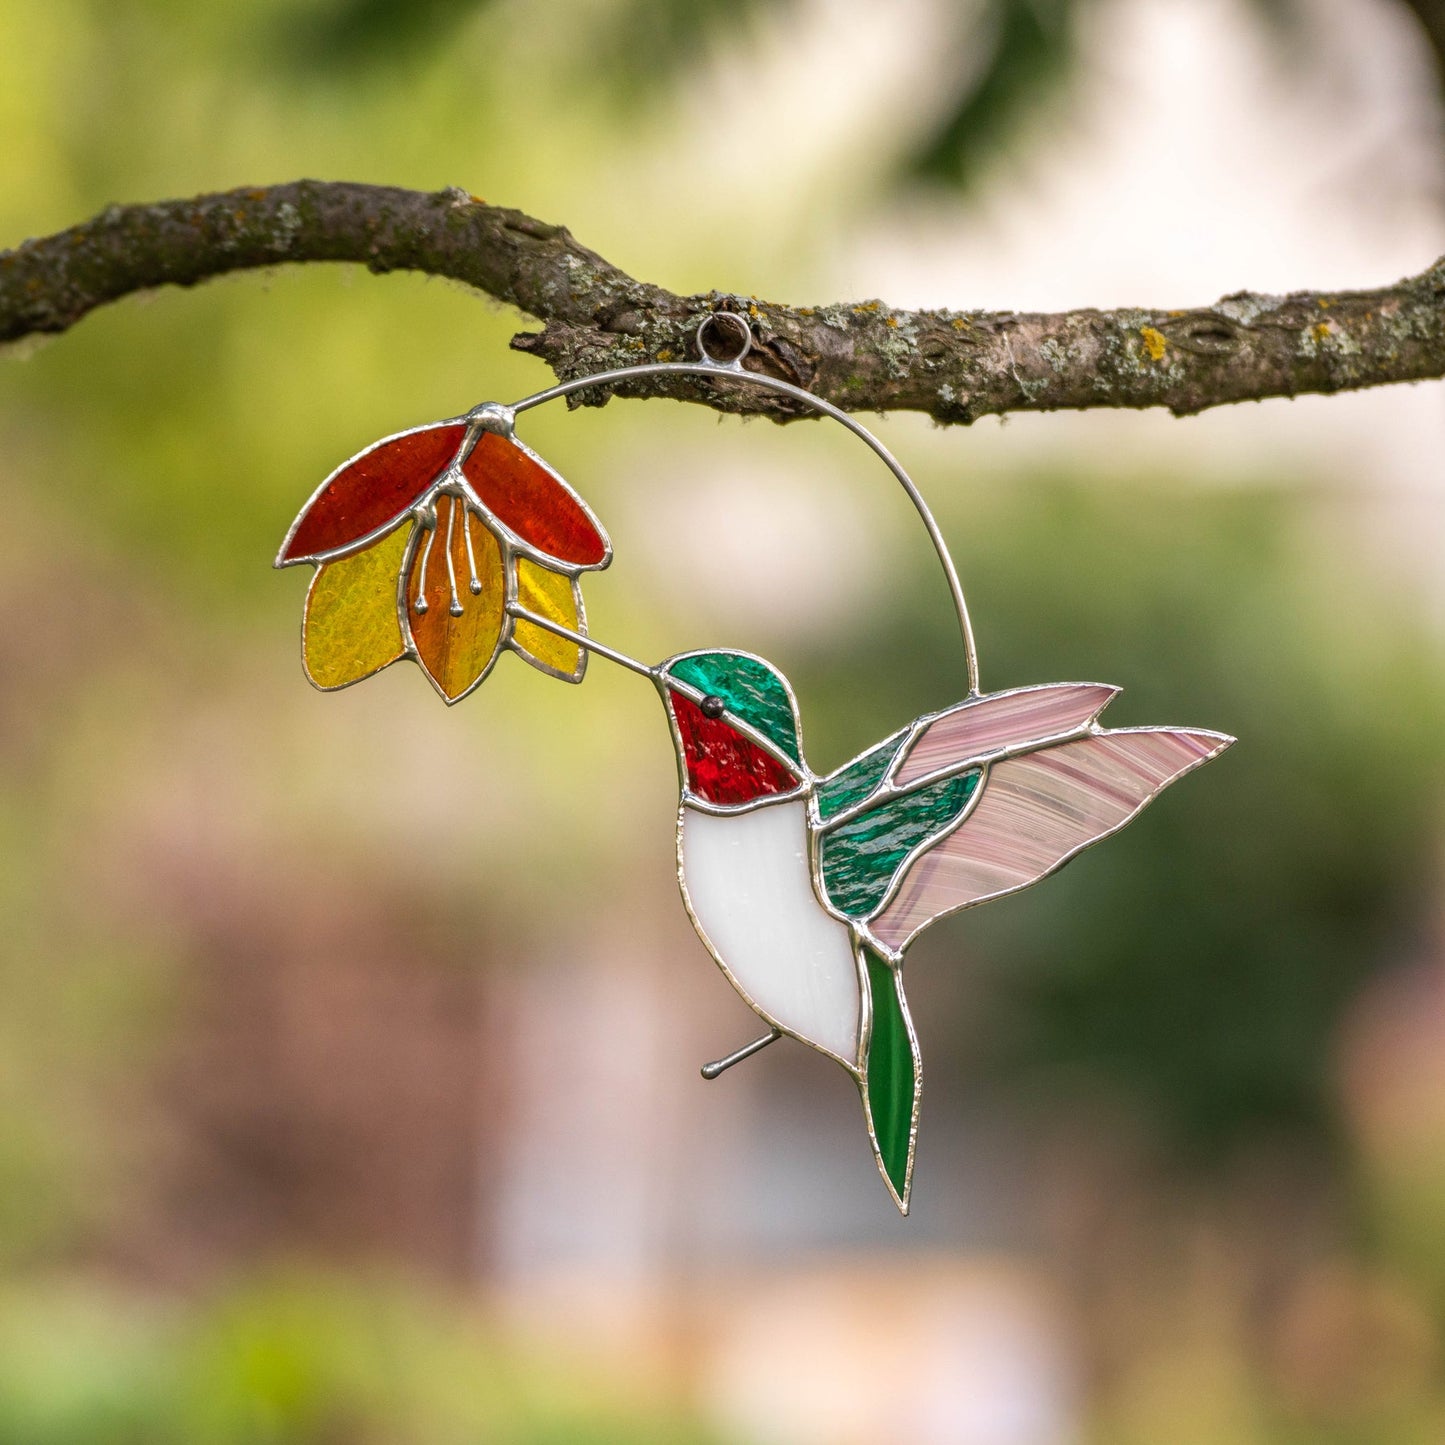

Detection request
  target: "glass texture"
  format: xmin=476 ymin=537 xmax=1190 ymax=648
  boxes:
xmin=681 ymin=800 xmax=860 ymax=1065
xmin=874 ymin=729 xmax=1230 ymax=949
xmin=303 ymin=522 xmax=410 ymax=688
xmin=668 ymin=653 xmax=801 ymax=765
xmin=462 ymin=433 xmax=608 ymax=568
xmin=865 ymin=948 xmax=916 ymax=1200
xmin=896 ymin=683 xmax=1118 ymax=784
xmin=512 ymin=558 xmax=582 ymax=676
xmin=669 ymin=693 xmax=800 ymax=806
xmin=816 ymin=728 xmax=908 ymax=821
xmin=407 ymin=497 xmax=506 ymax=701
xmin=820 ymin=771 xmax=981 ymax=918
xmin=282 ymin=423 xmax=467 ymax=563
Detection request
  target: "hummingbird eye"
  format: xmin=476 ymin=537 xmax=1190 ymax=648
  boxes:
xmin=700 ymin=694 xmax=726 ymax=719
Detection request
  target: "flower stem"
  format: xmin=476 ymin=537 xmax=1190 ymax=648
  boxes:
xmin=505 ymin=602 xmax=656 ymax=679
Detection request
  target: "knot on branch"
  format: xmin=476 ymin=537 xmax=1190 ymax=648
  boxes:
xmin=1157 ymin=312 xmax=1243 ymax=356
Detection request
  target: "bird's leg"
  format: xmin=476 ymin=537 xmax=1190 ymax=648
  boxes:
xmin=700 ymin=1027 xmax=782 ymax=1080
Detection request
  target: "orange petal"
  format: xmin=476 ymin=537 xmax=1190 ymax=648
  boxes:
xmin=404 ymin=496 xmax=505 ymax=703
xmin=511 ymin=558 xmax=586 ymax=682
xmin=303 ymin=523 xmax=411 ymax=689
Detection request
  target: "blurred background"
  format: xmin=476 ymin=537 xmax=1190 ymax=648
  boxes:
xmin=3 ymin=0 xmax=1445 ymax=1439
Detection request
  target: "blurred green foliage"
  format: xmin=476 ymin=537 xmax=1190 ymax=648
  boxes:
xmin=904 ymin=0 xmax=1077 ymax=188
xmin=261 ymin=0 xmax=1339 ymax=190
xmin=0 ymin=1275 xmax=715 ymax=1444
xmin=282 ymin=0 xmax=495 ymax=68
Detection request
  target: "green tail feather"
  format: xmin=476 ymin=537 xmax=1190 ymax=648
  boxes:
xmin=861 ymin=946 xmax=922 ymax=1212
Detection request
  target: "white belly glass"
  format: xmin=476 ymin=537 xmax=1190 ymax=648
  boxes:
xmin=681 ymin=799 xmax=860 ymax=1067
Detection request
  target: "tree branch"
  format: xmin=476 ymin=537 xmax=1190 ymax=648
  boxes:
xmin=3 ymin=179 xmax=1443 ymax=424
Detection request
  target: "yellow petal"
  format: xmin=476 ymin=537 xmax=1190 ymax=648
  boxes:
xmin=303 ymin=523 xmax=410 ymax=689
xmin=512 ymin=557 xmax=585 ymax=682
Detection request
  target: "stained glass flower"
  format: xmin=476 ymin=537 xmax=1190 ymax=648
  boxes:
xmin=276 ymin=415 xmax=611 ymax=703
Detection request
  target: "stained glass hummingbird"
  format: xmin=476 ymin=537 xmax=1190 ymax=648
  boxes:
xmin=656 ymin=649 xmax=1233 ymax=1213
xmin=278 ymin=341 xmax=1236 ymax=1218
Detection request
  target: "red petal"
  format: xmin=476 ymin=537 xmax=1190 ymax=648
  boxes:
xmin=669 ymin=693 xmax=800 ymax=805
xmin=461 ymin=432 xmax=609 ymax=569
xmin=278 ymin=423 xmax=468 ymax=565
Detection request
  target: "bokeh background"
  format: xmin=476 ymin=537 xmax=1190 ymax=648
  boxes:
xmin=4 ymin=0 xmax=1445 ymax=1440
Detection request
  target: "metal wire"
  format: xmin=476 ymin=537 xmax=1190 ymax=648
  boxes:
xmin=504 ymin=316 xmax=982 ymax=697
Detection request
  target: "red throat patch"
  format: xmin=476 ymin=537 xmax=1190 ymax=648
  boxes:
xmin=668 ymin=692 xmax=801 ymax=806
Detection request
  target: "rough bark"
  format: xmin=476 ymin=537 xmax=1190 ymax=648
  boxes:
xmin=3 ymin=179 xmax=1443 ymax=425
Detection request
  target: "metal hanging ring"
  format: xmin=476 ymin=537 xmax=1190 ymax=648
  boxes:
xmin=695 ymin=312 xmax=752 ymax=369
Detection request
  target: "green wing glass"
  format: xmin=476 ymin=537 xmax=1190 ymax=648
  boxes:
xmin=276 ymin=319 xmax=1235 ymax=1213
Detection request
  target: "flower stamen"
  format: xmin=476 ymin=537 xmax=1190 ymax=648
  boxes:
xmin=414 ymin=512 xmax=437 ymax=615
xmin=462 ymin=504 xmax=483 ymax=595
xmin=444 ymin=495 xmax=464 ymax=617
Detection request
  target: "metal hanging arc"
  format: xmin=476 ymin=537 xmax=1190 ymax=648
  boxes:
xmin=503 ymin=316 xmax=981 ymax=697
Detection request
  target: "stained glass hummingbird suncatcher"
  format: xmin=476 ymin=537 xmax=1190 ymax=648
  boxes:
xmin=276 ymin=315 xmax=1234 ymax=1214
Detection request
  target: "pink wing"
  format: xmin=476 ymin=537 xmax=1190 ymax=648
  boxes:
xmin=871 ymin=726 xmax=1232 ymax=953
xmin=894 ymin=683 xmax=1120 ymax=784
